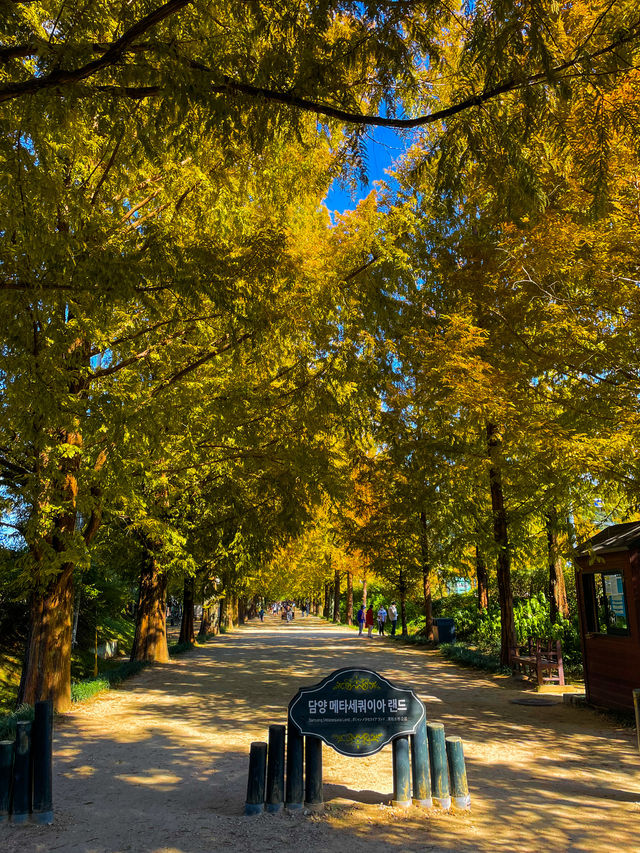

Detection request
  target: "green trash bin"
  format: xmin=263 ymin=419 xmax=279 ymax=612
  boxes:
xmin=434 ymin=617 xmax=456 ymax=644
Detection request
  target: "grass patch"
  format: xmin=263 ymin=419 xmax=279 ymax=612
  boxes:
xmin=70 ymin=659 xmax=150 ymax=703
xmin=71 ymin=678 xmax=110 ymax=703
xmin=439 ymin=642 xmax=511 ymax=674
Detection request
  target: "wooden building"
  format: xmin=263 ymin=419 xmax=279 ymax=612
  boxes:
xmin=575 ymin=521 xmax=640 ymax=712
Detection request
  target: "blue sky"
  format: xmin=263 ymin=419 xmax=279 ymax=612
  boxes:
xmin=324 ymin=126 xmax=412 ymax=215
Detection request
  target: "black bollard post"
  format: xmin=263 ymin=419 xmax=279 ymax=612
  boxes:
xmin=0 ymin=740 xmax=13 ymax=823
xmin=32 ymin=700 xmax=54 ymax=824
xmin=392 ymin=735 xmax=411 ymax=808
xmin=265 ymin=724 xmax=286 ymax=813
xmin=427 ymin=722 xmax=451 ymax=809
xmin=245 ymin=742 xmax=267 ymax=815
xmin=285 ymin=717 xmax=304 ymax=811
xmin=304 ymin=735 xmax=323 ymax=812
xmin=446 ymin=736 xmax=470 ymax=809
xmin=410 ymin=717 xmax=432 ymax=808
xmin=12 ymin=721 xmax=32 ymax=824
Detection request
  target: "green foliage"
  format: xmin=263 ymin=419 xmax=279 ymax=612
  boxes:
xmin=71 ymin=679 xmax=110 ymax=703
xmin=70 ymin=659 xmax=151 ymax=703
xmin=439 ymin=643 xmax=508 ymax=674
xmin=0 ymin=704 xmax=34 ymax=741
xmin=168 ymin=641 xmax=195 ymax=656
xmin=434 ymin=591 xmax=582 ymax=670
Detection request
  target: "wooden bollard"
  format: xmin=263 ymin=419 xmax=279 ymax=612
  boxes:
xmin=32 ymin=700 xmax=54 ymax=824
xmin=245 ymin=742 xmax=267 ymax=815
xmin=304 ymin=735 xmax=323 ymax=811
xmin=446 ymin=736 xmax=470 ymax=809
xmin=0 ymin=740 xmax=13 ymax=823
xmin=265 ymin=724 xmax=286 ymax=813
xmin=12 ymin=721 xmax=32 ymax=824
xmin=427 ymin=722 xmax=451 ymax=809
xmin=411 ymin=717 xmax=432 ymax=807
xmin=392 ymin=735 xmax=411 ymax=808
xmin=285 ymin=717 xmax=304 ymax=811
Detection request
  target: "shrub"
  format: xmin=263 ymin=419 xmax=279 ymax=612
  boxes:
xmin=439 ymin=643 xmax=510 ymax=674
xmin=0 ymin=703 xmax=34 ymax=740
xmin=168 ymin=641 xmax=194 ymax=656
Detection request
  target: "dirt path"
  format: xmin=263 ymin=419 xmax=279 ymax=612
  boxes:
xmin=3 ymin=615 xmax=640 ymax=853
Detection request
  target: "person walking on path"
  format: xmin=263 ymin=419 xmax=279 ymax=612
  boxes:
xmin=259 ymin=607 xmax=265 ymax=622
xmin=365 ymin=605 xmax=375 ymax=638
xmin=388 ymin=601 xmax=398 ymax=636
xmin=377 ymin=604 xmax=387 ymax=636
xmin=356 ymin=604 xmax=365 ymax=635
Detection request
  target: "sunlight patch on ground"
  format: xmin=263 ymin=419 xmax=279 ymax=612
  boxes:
xmin=115 ymin=769 xmax=183 ymax=791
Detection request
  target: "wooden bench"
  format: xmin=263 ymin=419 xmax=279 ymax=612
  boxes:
xmin=509 ymin=638 xmax=565 ymax=686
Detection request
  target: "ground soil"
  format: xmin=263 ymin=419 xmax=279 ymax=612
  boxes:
xmin=3 ymin=614 xmax=640 ymax=853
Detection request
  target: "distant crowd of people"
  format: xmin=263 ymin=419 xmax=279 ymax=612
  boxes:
xmin=255 ymin=598 xmax=399 ymax=638
xmin=356 ymin=601 xmax=398 ymax=638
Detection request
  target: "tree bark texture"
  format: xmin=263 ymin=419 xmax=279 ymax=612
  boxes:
xmin=179 ymin=576 xmax=195 ymax=645
xmin=546 ymin=508 xmax=570 ymax=621
xmin=130 ymin=551 xmax=169 ymax=663
xmin=346 ymin=571 xmax=353 ymax=625
xmin=486 ymin=422 xmax=515 ymax=666
xmin=476 ymin=545 xmax=489 ymax=611
xmin=20 ymin=419 xmax=85 ymax=712
xmin=18 ymin=564 xmax=74 ymax=712
xmin=419 ymin=510 xmax=434 ymax=640
xmin=323 ymin=582 xmax=330 ymax=618
xmin=333 ymin=568 xmax=341 ymax=623
xmin=197 ymin=606 xmax=211 ymax=640
xmin=399 ymin=565 xmax=408 ymax=636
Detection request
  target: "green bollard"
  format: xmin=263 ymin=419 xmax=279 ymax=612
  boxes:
xmin=304 ymin=736 xmax=323 ymax=812
xmin=265 ymin=724 xmax=286 ymax=813
xmin=286 ymin=718 xmax=304 ymax=811
xmin=245 ymin=742 xmax=267 ymax=815
xmin=427 ymin=722 xmax=451 ymax=809
xmin=446 ymin=736 xmax=470 ymax=810
xmin=0 ymin=740 xmax=13 ymax=823
xmin=12 ymin=721 xmax=32 ymax=824
xmin=411 ymin=717 xmax=432 ymax=807
xmin=392 ymin=736 xmax=411 ymax=808
xmin=32 ymin=700 xmax=54 ymax=824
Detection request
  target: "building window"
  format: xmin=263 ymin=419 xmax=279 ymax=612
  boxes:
xmin=583 ymin=571 xmax=630 ymax=636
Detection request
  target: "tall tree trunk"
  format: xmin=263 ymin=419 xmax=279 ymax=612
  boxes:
xmin=198 ymin=606 xmax=211 ymax=640
xmin=323 ymin=581 xmax=331 ymax=618
xmin=399 ymin=565 xmax=408 ymax=636
xmin=219 ymin=597 xmax=227 ymax=631
xmin=486 ymin=422 xmax=515 ymax=666
xmin=19 ymin=419 xmax=86 ymax=712
xmin=419 ymin=510 xmax=434 ymax=640
xmin=238 ymin=596 xmax=246 ymax=625
xmin=71 ymin=584 xmax=81 ymax=648
xmin=179 ymin=576 xmax=195 ymax=645
xmin=18 ymin=564 xmax=74 ymax=712
xmin=546 ymin=508 xmax=569 ymax=621
xmin=476 ymin=545 xmax=489 ymax=611
xmin=130 ymin=549 xmax=169 ymax=663
xmin=333 ymin=568 xmax=341 ymax=623
xmin=346 ymin=571 xmax=353 ymax=624
xmin=362 ymin=575 xmax=367 ymax=609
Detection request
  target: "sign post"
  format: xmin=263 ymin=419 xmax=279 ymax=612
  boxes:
xmin=245 ymin=666 xmax=470 ymax=815
xmin=289 ymin=667 xmax=426 ymax=758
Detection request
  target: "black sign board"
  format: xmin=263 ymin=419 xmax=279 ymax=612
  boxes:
xmin=288 ymin=667 xmax=425 ymax=757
